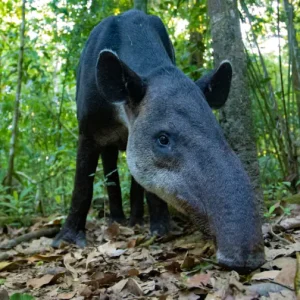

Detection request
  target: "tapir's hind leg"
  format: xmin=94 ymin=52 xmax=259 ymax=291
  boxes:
xmin=146 ymin=192 xmax=170 ymax=236
xmin=129 ymin=176 xmax=144 ymax=226
xmin=52 ymin=135 xmax=100 ymax=248
xmin=101 ymin=146 xmax=126 ymax=224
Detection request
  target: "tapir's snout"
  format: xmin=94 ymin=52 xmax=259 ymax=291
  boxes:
xmin=217 ymin=248 xmax=265 ymax=274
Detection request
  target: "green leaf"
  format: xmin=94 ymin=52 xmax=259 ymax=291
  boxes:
xmin=10 ymin=293 xmax=35 ymax=300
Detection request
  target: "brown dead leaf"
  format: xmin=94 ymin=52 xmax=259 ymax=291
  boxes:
xmin=86 ymin=249 xmax=101 ymax=269
xmin=58 ymin=291 xmax=76 ymax=299
xmin=186 ymin=273 xmax=212 ymax=288
xmin=0 ymin=260 xmax=27 ymax=271
xmin=64 ymin=253 xmax=78 ymax=279
xmin=265 ymin=243 xmax=300 ymax=261
xmin=27 ymin=254 xmax=62 ymax=263
xmin=252 ymin=270 xmax=281 ymax=281
xmin=27 ymin=273 xmax=64 ymax=288
xmin=181 ymin=252 xmax=195 ymax=270
xmin=274 ymin=259 xmax=296 ymax=288
xmin=165 ymin=261 xmax=181 ymax=273
xmin=262 ymin=257 xmax=296 ymax=270
xmin=98 ymin=241 xmax=127 ymax=257
xmin=85 ymin=272 xmax=119 ymax=289
xmin=78 ymin=284 xmax=92 ymax=297
xmin=128 ymin=268 xmax=139 ymax=276
xmin=105 ymin=223 xmax=120 ymax=239
xmin=127 ymin=239 xmax=136 ymax=248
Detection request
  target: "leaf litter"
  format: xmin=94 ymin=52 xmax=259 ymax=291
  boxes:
xmin=0 ymin=205 xmax=300 ymax=299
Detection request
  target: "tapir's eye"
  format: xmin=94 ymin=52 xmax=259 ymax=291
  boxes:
xmin=158 ymin=134 xmax=169 ymax=146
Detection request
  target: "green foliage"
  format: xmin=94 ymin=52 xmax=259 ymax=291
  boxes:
xmin=10 ymin=294 xmax=35 ymax=300
xmin=264 ymin=202 xmax=291 ymax=219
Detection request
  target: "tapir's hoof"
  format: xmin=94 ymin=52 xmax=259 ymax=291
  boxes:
xmin=109 ymin=216 xmax=127 ymax=225
xmin=52 ymin=227 xmax=86 ymax=248
xmin=129 ymin=217 xmax=144 ymax=227
xmin=150 ymin=220 xmax=170 ymax=236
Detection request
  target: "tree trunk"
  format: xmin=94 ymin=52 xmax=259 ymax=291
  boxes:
xmin=283 ymin=0 xmax=300 ymax=192
xmin=207 ymin=0 xmax=263 ymax=211
xmin=134 ymin=0 xmax=147 ymax=13
xmin=5 ymin=0 xmax=26 ymax=193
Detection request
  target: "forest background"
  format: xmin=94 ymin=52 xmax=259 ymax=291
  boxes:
xmin=0 ymin=0 xmax=299 ymax=221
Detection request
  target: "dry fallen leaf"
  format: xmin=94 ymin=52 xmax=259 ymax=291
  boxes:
xmin=111 ymin=278 xmax=128 ymax=293
xmin=181 ymin=252 xmax=195 ymax=270
xmin=165 ymin=261 xmax=181 ymax=273
xmin=27 ymin=254 xmax=62 ymax=263
xmin=58 ymin=291 xmax=76 ymax=299
xmin=98 ymin=241 xmax=127 ymax=257
xmin=85 ymin=249 xmax=101 ymax=269
xmin=125 ymin=278 xmax=143 ymax=296
xmin=0 ymin=260 xmax=27 ymax=271
xmin=127 ymin=239 xmax=136 ymax=248
xmin=186 ymin=273 xmax=212 ymax=288
xmin=280 ymin=216 xmax=300 ymax=230
xmin=27 ymin=273 xmax=64 ymax=289
xmin=274 ymin=260 xmax=296 ymax=288
xmin=64 ymin=253 xmax=78 ymax=279
xmin=105 ymin=223 xmax=120 ymax=240
xmin=78 ymin=284 xmax=92 ymax=297
xmin=265 ymin=243 xmax=300 ymax=261
xmin=262 ymin=257 xmax=296 ymax=270
xmin=252 ymin=270 xmax=281 ymax=281
xmin=128 ymin=268 xmax=139 ymax=276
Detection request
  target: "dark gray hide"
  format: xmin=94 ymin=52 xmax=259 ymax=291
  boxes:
xmin=53 ymin=9 xmax=264 ymax=274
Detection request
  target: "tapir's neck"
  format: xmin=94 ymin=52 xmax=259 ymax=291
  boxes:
xmin=113 ymin=13 xmax=175 ymax=77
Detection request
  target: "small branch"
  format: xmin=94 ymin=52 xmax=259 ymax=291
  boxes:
xmin=269 ymin=224 xmax=292 ymax=245
xmin=0 ymin=227 xmax=60 ymax=250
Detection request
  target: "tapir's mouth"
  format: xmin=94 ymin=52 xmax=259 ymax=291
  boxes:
xmin=165 ymin=194 xmax=265 ymax=274
xmin=217 ymin=250 xmax=265 ymax=274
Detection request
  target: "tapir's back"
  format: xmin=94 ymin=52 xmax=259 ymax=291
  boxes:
xmin=76 ymin=10 xmax=174 ymax=132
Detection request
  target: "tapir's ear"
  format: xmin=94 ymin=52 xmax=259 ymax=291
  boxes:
xmin=195 ymin=61 xmax=232 ymax=109
xmin=96 ymin=50 xmax=146 ymax=105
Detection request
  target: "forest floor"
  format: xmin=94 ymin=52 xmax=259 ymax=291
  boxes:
xmin=0 ymin=202 xmax=300 ymax=300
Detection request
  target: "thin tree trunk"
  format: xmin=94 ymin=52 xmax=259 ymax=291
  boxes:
xmin=134 ymin=0 xmax=147 ymax=13
xmin=240 ymin=0 xmax=289 ymax=175
xmin=283 ymin=0 xmax=300 ymax=192
xmin=5 ymin=0 xmax=26 ymax=193
xmin=207 ymin=0 xmax=263 ymax=212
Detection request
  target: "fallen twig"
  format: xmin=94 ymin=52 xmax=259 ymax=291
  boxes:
xmin=269 ymin=224 xmax=293 ymax=245
xmin=0 ymin=226 xmax=60 ymax=250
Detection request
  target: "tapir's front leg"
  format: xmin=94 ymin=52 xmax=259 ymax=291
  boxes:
xmin=101 ymin=146 xmax=126 ymax=224
xmin=129 ymin=176 xmax=144 ymax=226
xmin=52 ymin=135 xmax=100 ymax=248
xmin=146 ymin=192 xmax=170 ymax=236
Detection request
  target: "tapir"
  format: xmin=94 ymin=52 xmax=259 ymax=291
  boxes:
xmin=53 ymin=9 xmax=265 ymax=273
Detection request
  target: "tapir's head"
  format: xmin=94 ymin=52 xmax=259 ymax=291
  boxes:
xmin=97 ymin=50 xmax=265 ymax=274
